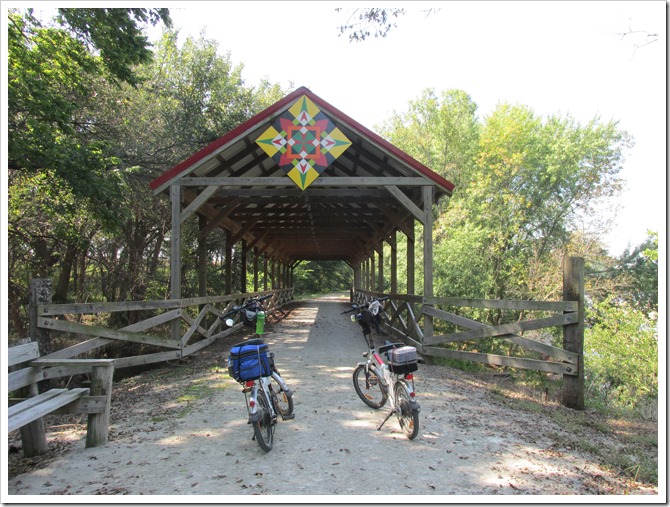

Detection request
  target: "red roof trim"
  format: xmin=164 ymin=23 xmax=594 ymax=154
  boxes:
xmin=150 ymin=86 xmax=455 ymax=194
xmin=149 ymin=87 xmax=309 ymax=191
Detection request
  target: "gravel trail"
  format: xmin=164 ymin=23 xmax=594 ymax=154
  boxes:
xmin=4 ymin=295 xmax=659 ymax=500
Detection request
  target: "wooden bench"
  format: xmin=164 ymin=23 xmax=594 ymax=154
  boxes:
xmin=8 ymin=341 xmax=115 ymax=457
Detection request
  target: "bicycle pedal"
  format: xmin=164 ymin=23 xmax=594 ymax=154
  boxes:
xmin=282 ymin=414 xmax=295 ymax=421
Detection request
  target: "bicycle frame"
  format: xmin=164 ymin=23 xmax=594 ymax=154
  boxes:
xmin=243 ymin=370 xmax=292 ymax=423
xmin=223 ymin=292 xmax=295 ymax=451
xmin=345 ymin=296 xmax=421 ymax=438
xmin=356 ymin=344 xmax=420 ymax=417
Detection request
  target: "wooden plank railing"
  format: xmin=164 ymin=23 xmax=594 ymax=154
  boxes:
xmin=30 ymin=284 xmax=294 ymax=371
xmin=354 ymin=288 xmax=580 ymax=377
xmin=354 ymin=257 xmax=586 ymax=409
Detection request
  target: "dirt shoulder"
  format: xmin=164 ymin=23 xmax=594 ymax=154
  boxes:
xmin=5 ymin=295 xmax=660 ymax=499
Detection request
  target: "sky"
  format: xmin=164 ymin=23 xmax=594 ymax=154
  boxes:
xmin=139 ymin=0 xmax=666 ymax=258
xmin=9 ymin=1 xmax=668 ymax=257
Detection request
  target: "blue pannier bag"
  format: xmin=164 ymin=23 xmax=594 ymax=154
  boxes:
xmin=228 ymin=339 xmax=272 ymax=382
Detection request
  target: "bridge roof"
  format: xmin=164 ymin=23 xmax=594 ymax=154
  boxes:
xmin=150 ymin=86 xmax=454 ymax=265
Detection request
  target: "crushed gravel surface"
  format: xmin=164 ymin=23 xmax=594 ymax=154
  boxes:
xmin=4 ymin=295 xmax=660 ymax=501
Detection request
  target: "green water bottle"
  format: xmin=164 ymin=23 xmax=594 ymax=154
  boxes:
xmin=256 ymin=311 xmax=266 ymax=335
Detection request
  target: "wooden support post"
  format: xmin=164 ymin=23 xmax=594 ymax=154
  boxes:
xmin=86 ymin=362 xmax=115 ymax=448
xmin=240 ymin=240 xmax=247 ymax=294
xmin=198 ymin=214 xmax=207 ymax=299
xmin=562 ymin=256 xmax=585 ymax=410
xmin=422 ymin=186 xmax=434 ymax=342
xmin=263 ymin=255 xmax=269 ymax=291
xmin=377 ymin=245 xmax=384 ymax=293
xmin=271 ymin=258 xmax=276 ymax=289
xmin=170 ymin=185 xmax=181 ymax=342
xmin=24 ymin=280 xmax=51 ymax=456
xmin=253 ymin=247 xmax=259 ymax=292
xmin=390 ymin=230 xmax=398 ymax=295
xmin=406 ymin=218 xmax=415 ymax=295
xmin=370 ymin=252 xmax=376 ymax=292
xmin=225 ymin=230 xmax=232 ymax=295
xmin=29 ymin=279 xmax=53 ymax=355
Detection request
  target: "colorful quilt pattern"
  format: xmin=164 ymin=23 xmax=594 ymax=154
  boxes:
xmin=256 ymin=95 xmax=352 ymax=190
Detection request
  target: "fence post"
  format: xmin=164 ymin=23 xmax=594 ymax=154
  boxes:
xmin=22 ymin=279 xmax=52 ymax=456
xmin=86 ymin=362 xmax=115 ymax=448
xmin=29 ymin=278 xmax=53 ymax=355
xmin=562 ymin=256 xmax=585 ymax=410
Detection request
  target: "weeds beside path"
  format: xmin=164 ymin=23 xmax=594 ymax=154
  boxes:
xmin=6 ymin=296 xmax=660 ymax=499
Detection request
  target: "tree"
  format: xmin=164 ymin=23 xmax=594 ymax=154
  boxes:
xmin=335 ymin=7 xmax=407 ymax=41
xmin=7 ymin=8 xmax=172 ymax=228
xmin=380 ymin=91 xmax=632 ymax=328
xmin=7 ymin=16 xmax=289 ymax=339
xmin=379 ymin=88 xmax=480 ymax=190
xmin=616 ymin=231 xmax=658 ymax=312
xmin=585 ymin=296 xmax=658 ymax=414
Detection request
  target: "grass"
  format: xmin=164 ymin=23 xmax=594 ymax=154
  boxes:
xmin=485 ymin=375 xmax=658 ymax=487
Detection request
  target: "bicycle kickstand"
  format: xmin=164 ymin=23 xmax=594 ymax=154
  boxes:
xmin=377 ymin=408 xmax=396 ymax=431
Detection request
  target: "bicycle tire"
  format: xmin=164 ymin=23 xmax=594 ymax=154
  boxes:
xmin=252 ymin=389 xmax=274 ymax=452
xmin=353 ymin=364 xmax=388 ymax=409
xmin=394 ymin=380 xmax=419 ymax=440
xmin=269 ymin=375 xmax=294 ymax=417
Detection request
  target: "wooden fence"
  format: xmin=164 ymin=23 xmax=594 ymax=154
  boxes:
xmin=28 ymin=280 xmax=294 ymax=371
xmin=353 ymin=257 xmax=585 ymax=409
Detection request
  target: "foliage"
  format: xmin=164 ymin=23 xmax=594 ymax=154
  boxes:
xmin=381 ymin=91 xmax=633 ymax=309
xmin=335 ymin=7 xmax=407 ymax=41
xmin=376 ymin=88 xmax=658 ymax=417
xmin=381 ymin=89 xmax=480 ymax=189
xmin=293 ymin=261 xmax=351 ymax=296
xmin=585 ymin=297 xmax=658 ymax=416
xmin=7 ymin=8 xmax=172 ymax=228
xmin=56 ymin=8 xmax=171 ymax=86
xmin=616 ymin=231 xmax=658 ymax=311
xmin=6 ymin=11 xmax=289 ymax=339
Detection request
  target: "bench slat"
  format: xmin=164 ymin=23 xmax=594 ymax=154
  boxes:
xmin=8 ymin=388 xmax=89 ymax=433
xmin=9 ymin=389 xmax=68 ymax=417
xmin=8 ymin=342 xmax=40 ymax=367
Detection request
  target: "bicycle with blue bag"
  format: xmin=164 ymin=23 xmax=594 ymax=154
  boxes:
xmin=223 ymin=294 xmax=294 ymax=452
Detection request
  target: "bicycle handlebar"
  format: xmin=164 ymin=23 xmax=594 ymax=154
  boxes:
xmin=340 ymin=296 xmax=390 ymax=314
xmin=222 ymin=294 xmax=273 ymax=319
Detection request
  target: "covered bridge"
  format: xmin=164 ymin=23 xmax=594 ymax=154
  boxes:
xmin=149 ymin=86 xmax=455 ymax=335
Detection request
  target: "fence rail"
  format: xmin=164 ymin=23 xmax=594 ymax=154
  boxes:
xmin=352 ymin=257 xmax=585 ymax=409
xmin=29 ymin=282 xmax=294 ymax=371
xmin=354 ymin=288 xmax=580 ymax=376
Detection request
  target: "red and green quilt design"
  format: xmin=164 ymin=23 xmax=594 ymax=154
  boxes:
xmin=256 ymin=95 xmax=352 ymax=190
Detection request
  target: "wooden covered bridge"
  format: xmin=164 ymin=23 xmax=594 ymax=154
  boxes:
xmin=14 ymin=87 xmax=585 ymax=456
xmin=149 ymin=86 xmax=454 ymax=321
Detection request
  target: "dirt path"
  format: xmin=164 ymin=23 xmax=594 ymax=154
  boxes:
xmin=5 ymin=295 xmax=659 ymax=499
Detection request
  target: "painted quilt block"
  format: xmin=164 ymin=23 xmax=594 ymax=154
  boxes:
xmin=256 ymin=95 xmax=352 ymax=190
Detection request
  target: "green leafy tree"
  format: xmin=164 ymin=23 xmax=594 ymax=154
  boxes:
xmin=380 ymin=88 xmax=480 ymax=190
xmin=585 ymin=297 xmax=658 ymax=415
xmin=617 ymin=231 xmax=658 ymax=312
xmin=8 ymin=8 xmax=172 ymax=227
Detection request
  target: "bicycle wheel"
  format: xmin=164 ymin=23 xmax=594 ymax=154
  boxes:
xmin=252 ymin=389 xmax=274 ymax=452
xmin=353 ymin=364 xmax=388 ymax=409
xmin=269 ymin=375 xmax=294 ymax=417
xmin=394 ymin=380 xmax=419 ymax=440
